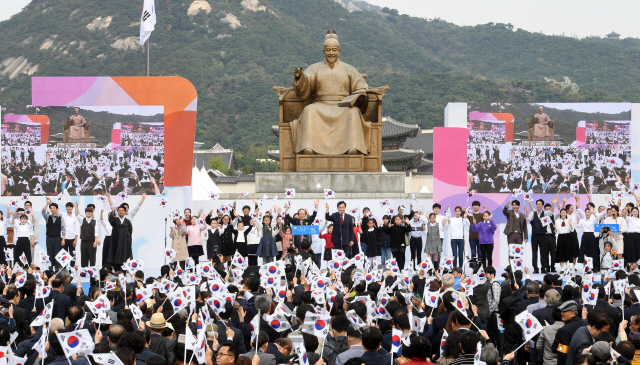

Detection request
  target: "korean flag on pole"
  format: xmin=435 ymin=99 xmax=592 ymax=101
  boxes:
xmin=515 ymin=311 xmax=542 ymax=341
xmin=139 ymin=0 xmax=156 ymax=46
xmin=56 ymin=330 xmax=94 ymax=357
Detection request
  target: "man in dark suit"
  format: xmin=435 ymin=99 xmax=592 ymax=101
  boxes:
xmin=360 ymin=327 xmax=391 ymax=365
xmin=50 ymin=278 xmax=73 ymax=320
xmin=148 ymin=313 xmax=176 ymax=365
xmin=6 ymin=288 xmax=31 ymax=344
xmin=587 ymin=283 xmax=622 ymax=337
xmin=58 ymin=269 xmax=78 ymax=302
xmin=284 ymin=199 xmax=319 ymax=248
xmin=216 ymin=302 xmax=247 ymax=354
xmin=514 ymin=281 xmax=540 ymax=315
xmin=325 ymin=201 xmax=356 ymax=257
xmin=503 ymin=200 xmax=528 ymax=245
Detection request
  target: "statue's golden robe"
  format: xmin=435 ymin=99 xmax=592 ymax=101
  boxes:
xmin=290 ymin=60 xmax=371 ymax=155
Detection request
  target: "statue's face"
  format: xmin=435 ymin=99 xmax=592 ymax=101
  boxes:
xmin=74 ymin=108 xmax=79 ymax=116
xmin=323 ymin=43 xmax=340 ymax=64
xmin=539 ymin=106 xmax=543 ymax=113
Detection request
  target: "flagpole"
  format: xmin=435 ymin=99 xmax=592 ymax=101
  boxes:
xmin=145 ymin=37 xmax=150 ymax=76
xmin=255 ymin=309 xmax=261 ymax=357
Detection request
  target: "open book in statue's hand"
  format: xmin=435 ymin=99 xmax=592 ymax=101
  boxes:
xmin=339 ymin=93 xmax=366 ymax=108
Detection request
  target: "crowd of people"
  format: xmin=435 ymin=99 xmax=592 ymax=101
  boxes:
xmin=0 ymin=195 xmax=639 ymax=365
xmin=468 ymin=130 xmax=505 ymax=144
xmin=1 ymin=128 xmax=41 ymax=147
xmin=0 ymin=195 xmax=640 ymax=365
xmin=1 ymin=146 xmax=164 ymax=197
xmin=120 ymin=129 xmax=164 ymax=147
xmin=585 ymin=128 xmax=630 ymax=145
xmin=467 ymin=143 xmax=631 ymax=194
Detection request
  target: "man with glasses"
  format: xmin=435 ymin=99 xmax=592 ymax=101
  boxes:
xmin=214 ymin=343 xmax=239 ymax=365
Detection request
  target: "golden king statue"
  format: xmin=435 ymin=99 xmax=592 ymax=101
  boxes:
xmin=290 ymin=31 xmax=371 ymax=156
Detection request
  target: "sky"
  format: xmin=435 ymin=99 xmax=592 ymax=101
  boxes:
xmin=0 ymin=0 xmax=31 ymax=22
xmin=2 ymin=0 xmax=638 ymax=39
xmin=365 ymin=0 xmax=640 ymax=39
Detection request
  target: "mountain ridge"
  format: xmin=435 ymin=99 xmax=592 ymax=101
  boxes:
xmin=0 ymin=0 xmax=636 ymax=172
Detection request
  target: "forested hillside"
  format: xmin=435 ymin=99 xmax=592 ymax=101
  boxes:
xmin=0 ymin=0 xmax=636 ymax=171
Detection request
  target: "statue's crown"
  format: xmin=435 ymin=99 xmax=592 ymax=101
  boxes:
xmin=324 ymin=30 xmax=339 ymax=46
xmin=324 ymin=30 xmax=338 ymax=40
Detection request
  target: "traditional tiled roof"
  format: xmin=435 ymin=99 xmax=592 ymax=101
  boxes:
xmin=213 ymin=174 xmax=255 ymax=184
xmin=381 ymin=116 xmax=420 ymax=139
xmin=403 ymin=130 xmax=432 ymax=155
xmin=265 ymin=149 xmax=423 ymax=163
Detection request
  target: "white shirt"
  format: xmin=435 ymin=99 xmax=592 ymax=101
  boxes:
xmin=625 ymin=216 xmax=640 ymax=233
xmin=435 ymin=214 xmax=446 ymax=237
xmin=577 ymin=215 xmax=599 ymax=235
xmin=447 ymin=216 xmax=469 ymax=240
xmin=101 ymin=217 xmax=113 ymax=237
xmin=556 ymin=218 xmax=572 ymax=234
xmin=13 ymin=222 xmax=33 ymax=239
xmin=0 ymin=220 xmax=9 ymax=237
xmin=61 ymin=213 xmax=79 ymax=240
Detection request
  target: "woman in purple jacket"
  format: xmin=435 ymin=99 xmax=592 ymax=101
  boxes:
xmin=472 ymin=211 xmax=497 ymax=268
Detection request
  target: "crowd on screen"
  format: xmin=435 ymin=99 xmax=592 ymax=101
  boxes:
xmin=468 ymin=130 xmax=505 ymax=145
xmin=0 ymin=146 xmax=164 ymax=197
xmin=120 ymin=131 xmax=164 ymax=147
xmin=467 ymin=143 xmax=631 ymax=194
xmin=0 ymin=195 xmax=636 ymax=365
xmin=1 ymin=130 xmax=41 ymax=147
xmin=585 ymin=128 xmax=630 ymax=145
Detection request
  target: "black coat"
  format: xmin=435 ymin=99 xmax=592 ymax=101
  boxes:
xmin=216 ymin=320 xmax=247 ymax=354
xmin=285 ymin=210 xmax=317 ymax=248
xmin=552 ymin=316 xmax=588 ymax=365
xmin=325 ymin=212 xmax=355 ymax=248
xmin=108 ymin=214 xmax=133 ymax=264
xmin=590 ymin=300 xmax=622 ymax=337
xmin=10 ymin=303 xmax=30 ymax=344
xmin=51 ymin=290 xmax=73 ymax=320
xmin=149 ymin=333 xmax=176 ymax=365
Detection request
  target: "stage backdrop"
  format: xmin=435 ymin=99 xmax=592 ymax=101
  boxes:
xmin=434 ymin=102 xmax=640 ymax=272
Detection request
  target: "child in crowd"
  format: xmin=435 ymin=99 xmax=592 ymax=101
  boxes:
xmin=599 ymin=227 xmax=616 ymax=274
xmin=170 ymin=217 xmax=188 ymax=269
xmin=424 ymin=213 xmax=443 ymax=270
xmin=452 ymin=267 xmax=463 ymax=290
xmin=360 ymin=217 xmax=381 ymax=262
xmin=319 ymin=222 xmax=334 ymax=262
xmin=471 ymin=210 xmax=497 ymax=268
xmin=256 ymin=214 xmax=280 ymax=264
xmin=232 ymin=219 xmax=254 ymax=258
xmin=205 ymin=218 xmax=221 ymax=261
xmin=379 ymin=215 xmax=392 ymax=265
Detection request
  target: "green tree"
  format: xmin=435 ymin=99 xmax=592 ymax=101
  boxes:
xmin=208 ymin=156 xmax=227 ymax=175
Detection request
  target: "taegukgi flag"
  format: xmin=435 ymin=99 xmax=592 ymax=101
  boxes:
xmin=139 ymin=0 xmax=156 ymax=46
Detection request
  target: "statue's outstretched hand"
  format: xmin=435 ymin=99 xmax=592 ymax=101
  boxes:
xmin=294 ymin=67 xmax=303 ymax=79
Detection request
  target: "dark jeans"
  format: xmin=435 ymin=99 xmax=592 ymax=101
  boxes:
xmin=451 ymin=239 xmax=464 ymax=267
xmin=395 ymin=247 xmax=407 ymax=270
xmin=409 ymin=237 xmax=422 ymax=267
xmin=479 ymin=244 xmax=494 ymax=268
xmin=469 ymin=238 xmax=481 ymax=261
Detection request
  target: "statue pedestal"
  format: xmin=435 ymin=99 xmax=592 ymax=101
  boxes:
xmin=296 ymin=155 xmax=379 ymax=172
xmin=255 ymin=172 xmax=406 ymax=198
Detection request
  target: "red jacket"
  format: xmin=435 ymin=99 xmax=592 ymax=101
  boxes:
xmin=319 ymin=232 xmax=334 ymax=249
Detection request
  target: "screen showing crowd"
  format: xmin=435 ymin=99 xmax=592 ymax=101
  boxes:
xmin=1 ymin=105 xmax=165 ymax=196
xmin=466 ymin=103 xmax=631 ymax=194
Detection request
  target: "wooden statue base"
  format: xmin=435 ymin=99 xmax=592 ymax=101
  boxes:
xmin=295 ymin=154 xmax=379 ymax=172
